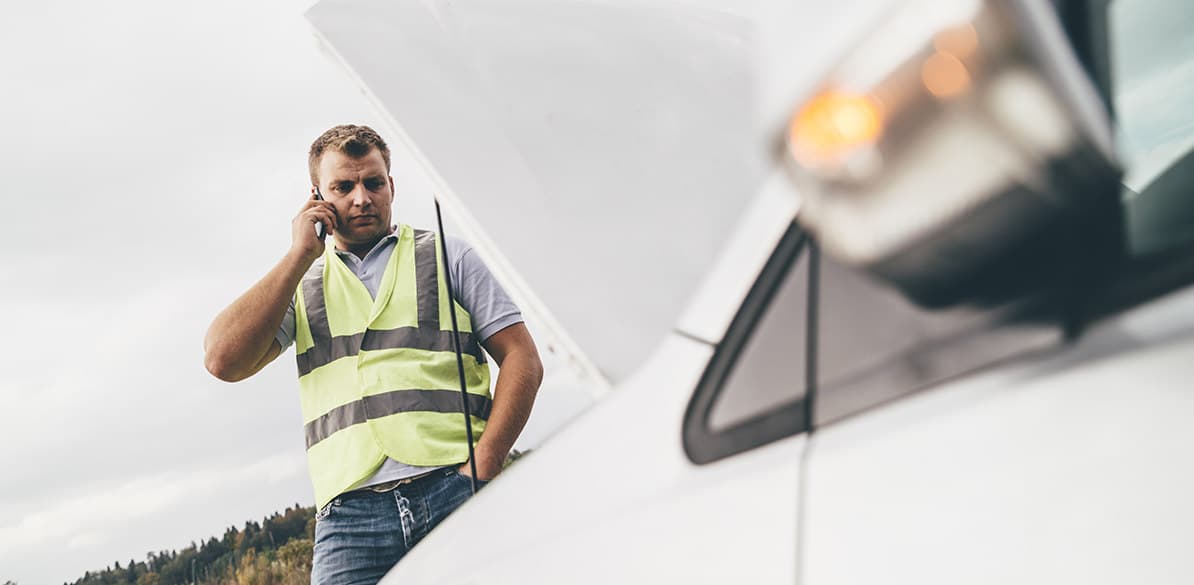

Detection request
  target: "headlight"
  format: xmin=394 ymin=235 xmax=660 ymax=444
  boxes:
xmin=784 ymin=0 xmax=1121 ymax=307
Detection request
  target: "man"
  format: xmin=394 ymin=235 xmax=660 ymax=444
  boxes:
xmin=204 ymin=124 xmax=543 ymax=585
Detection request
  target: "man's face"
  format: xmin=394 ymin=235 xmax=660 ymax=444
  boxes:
xmin=314 ymin=148 xmax=395 ymax=248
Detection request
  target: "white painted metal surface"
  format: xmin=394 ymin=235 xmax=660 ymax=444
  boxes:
xmin=804 ymin=286 xmax=1194 ymax=584
xmin=308 ymin=4 xmax=611 ymax=401
xmin=307 ymin=0 xmax=769 ymax=382
xmin=386 ymin=335 xmax=804 ymax=585
xmin=675 ymin=170 xmax=800 ymax=345
xmin=303 ymin=0 xmax=1194 ymax=583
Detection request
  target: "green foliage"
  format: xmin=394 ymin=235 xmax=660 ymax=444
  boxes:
xmin=68 ymin=505 xmax=315 ymax=585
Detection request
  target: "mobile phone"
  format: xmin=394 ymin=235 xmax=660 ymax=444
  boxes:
xmin=313 ymin=187 xmax=327 ymax=240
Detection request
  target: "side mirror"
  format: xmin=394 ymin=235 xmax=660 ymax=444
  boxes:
xmin=783 ymin=0 xmax=1122 ymax=307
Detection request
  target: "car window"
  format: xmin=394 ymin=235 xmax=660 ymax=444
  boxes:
xmin=696 ymin=228 xmax=990 ymax=434
xmin=813 ymin=254 xmax=1023 ymax=425
xmin=683 ymin=225 xmax=809 ymax=464
xmin=1110 ymin=0 xmax=1194 ymax=254
xmin=707 ymin=244 xmax=808 ymax=431
xmin=686 ymin=222 xmax=1062 ymax=457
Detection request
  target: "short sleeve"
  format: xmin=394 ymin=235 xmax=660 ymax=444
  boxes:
xmin=445 ymin=236 xmax=524 ymax=342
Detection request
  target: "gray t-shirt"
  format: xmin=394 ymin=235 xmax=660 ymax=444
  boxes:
xmin=277 ymin=227 xmax=523 ymax=490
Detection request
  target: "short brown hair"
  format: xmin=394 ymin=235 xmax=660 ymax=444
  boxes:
xmin=308 ymin=124 xmax=391 ymax=184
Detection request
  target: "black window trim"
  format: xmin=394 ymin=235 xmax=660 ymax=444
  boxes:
xmin=682 ymin=222 xmax=810 ymax=465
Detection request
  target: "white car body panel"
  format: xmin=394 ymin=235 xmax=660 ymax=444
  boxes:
xmin=805 ymin=286 xmax=1194 ymax=584
xmin=303 ymin=0 xmax=1194 ymax=582
xmin=676 ymin=170 xmax=800 ymax=344
xmin=389 ymin=334 xmax=803 ymax=585
xmin=307 ymin=0 xmax=768 ymax=382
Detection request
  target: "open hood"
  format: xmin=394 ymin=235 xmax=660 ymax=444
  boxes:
xmin=307 ymin=0 xmax=768 ymax=381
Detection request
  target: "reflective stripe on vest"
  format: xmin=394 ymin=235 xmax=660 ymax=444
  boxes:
xmin=294 ymin=224 xmax=492 ymax=509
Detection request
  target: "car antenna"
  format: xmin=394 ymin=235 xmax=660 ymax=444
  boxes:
xmin=434 ymin=196 xmax=480 ymax=495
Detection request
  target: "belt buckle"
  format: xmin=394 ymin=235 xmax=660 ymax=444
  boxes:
xmin=365 ymin=480 xmax=402 ymax=493
xmin=365 ymin=470 xmax=436 ymax=493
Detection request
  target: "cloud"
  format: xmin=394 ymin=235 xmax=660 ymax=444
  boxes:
xmin=0 ymin=271 xmax=306 ymax=504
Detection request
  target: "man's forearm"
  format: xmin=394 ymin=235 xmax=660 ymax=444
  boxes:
xmin=472 ymin=348 xmax=543 ymax=477
xmin=204 ymin=249 xmax=313 ymax=381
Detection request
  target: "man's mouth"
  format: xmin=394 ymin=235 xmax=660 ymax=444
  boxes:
xmin=349 ymin=215 xmax=378 ymax=224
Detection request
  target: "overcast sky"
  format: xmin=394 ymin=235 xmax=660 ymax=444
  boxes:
xmin=0 ymin=1 xmax=592 ymax=583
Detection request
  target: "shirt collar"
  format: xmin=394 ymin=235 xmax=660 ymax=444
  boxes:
xmin=333 ymin=225 xmax=400 ymax=260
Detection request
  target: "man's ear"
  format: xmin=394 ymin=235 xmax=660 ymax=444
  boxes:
xmin=388 ymin=176 xmax=396 ymax=199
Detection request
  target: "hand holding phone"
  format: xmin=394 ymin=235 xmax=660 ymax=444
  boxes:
xmin=313 ymin=187 xmax=328 ymax=240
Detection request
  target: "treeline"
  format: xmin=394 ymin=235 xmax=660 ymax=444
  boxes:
xmin=67 ymin=504 xmax=316 ymax=585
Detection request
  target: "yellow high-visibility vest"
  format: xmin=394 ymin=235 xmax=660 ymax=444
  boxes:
xmin=294 ymin=224 xmax=491 ymax=508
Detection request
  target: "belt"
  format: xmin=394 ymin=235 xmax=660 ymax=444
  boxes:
xmin=355 ymin=467 xmax=454 ymax=494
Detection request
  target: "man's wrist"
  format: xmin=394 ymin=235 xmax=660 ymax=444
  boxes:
xmin=286 ymin=245 xmax=321 ymax=266
xmin=461 ymin=449 xmax=506 ymax=479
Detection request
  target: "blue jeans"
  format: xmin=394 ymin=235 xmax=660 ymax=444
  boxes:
xmin=311 ymin=467 xmax=485 ymax=585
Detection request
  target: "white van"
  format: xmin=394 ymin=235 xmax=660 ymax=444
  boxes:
xmin=308 ymin=0 xmax=1194 ymax=582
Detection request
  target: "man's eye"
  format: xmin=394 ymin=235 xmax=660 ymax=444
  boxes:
xmin=365 ymin=180 xmax=383 ymax=191
xmin=335 ymin=183 xmax=352 ymax=192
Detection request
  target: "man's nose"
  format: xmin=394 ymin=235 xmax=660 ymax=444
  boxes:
xmin=349 ymin=185 xmax=370 ymax=206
